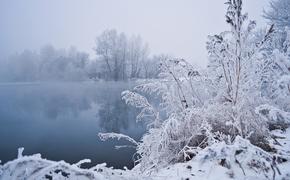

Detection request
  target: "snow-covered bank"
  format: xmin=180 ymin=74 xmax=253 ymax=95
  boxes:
xmin=1 ymin=128 xmax=290 ymax=180
xmin=148 ymin=129 xmax=290 ymax=180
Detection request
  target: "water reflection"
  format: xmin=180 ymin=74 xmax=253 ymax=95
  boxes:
xmin=98 ymin=100 xmax=141 ymax=134
xmin=0 ymin=82 xmax=144 ymax=169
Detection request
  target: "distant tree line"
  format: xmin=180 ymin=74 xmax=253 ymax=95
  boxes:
xmin=91 ymin=29 xmax=162 ymax=81
xmin=0 ymin=46 xmax=89 ymax=82
xmin=0 ymin=30 xmax=163 ymax=82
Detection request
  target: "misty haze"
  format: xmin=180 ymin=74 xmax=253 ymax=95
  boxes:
xmin=0 ymin=0 xmax=290 ymax=179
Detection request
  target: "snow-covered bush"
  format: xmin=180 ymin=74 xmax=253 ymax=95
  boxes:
xmin=206 ymin=0 xmax=277 ymax=140
xmin=262 ymin=0 xmax=290 ymax=114
xmin=98 ymin=0 xmax=290 ymax=173
xmin=261 ymin=33 xmax=290 ymax=113
xmin=99 ymin=58 xmax=215 ymax=171
xmin=263 ymin=0 xmax=290 ymax=29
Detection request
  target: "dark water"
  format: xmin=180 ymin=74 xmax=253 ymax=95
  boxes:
xmin=0 ymin=82 xmax=145 ymax=169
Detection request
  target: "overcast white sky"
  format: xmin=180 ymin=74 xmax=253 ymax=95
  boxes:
xmin=0 ymin=0 xmax=270 ymax=66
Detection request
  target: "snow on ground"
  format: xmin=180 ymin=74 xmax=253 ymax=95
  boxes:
xmin=1 ymin=129 xmax=290 ymax=180
xmin=148 ymin=134 xmax=290 ymax=180
xmin=0 ymin=152 xmax=138 ymax=180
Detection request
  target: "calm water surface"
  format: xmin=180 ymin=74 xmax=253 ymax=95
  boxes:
xmin=0 ymin=82 xmax=145 ymax=169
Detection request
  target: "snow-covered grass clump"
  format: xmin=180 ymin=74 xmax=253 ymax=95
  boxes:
xmin=0 ymin=148 xmax=137 ymax=180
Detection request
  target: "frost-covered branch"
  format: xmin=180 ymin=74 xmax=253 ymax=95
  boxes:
xmin=98 ymin=132 xmax=139 ymax=146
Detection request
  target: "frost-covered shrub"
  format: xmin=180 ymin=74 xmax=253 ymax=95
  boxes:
xmin=100 ymin=59 xmax=216 ymax=171
xmin=263 ymin=0 xmax=290 ymax=29
xmin=261 ymin=38 xmax=290 ymax=113
xmin=256 ymin=29 xmax=290 ymax=132
xmin=206 ymin=0 xmax=277 ymax=140
xmin=98 ymin=0 xmax=290 ymax=172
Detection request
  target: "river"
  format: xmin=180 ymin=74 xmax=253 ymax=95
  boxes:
xmin=0 ymin=81 xmax=145 ymax=169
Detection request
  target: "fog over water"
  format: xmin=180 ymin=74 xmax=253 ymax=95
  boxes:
xmin=0 ymin=0 xmax=270 ymax=66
